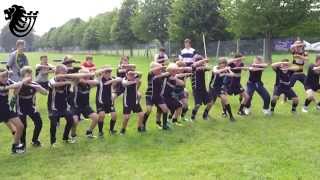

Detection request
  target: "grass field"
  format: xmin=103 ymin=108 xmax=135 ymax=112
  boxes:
xmin=0 ymin=52 xmax=320 ymax=179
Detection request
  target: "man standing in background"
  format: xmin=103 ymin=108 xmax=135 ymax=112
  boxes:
xmin=6 ymin=40 xmax=29 ymax=110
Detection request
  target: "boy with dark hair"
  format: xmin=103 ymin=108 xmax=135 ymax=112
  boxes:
xmin=270 ymin=59 xmax=300 ymax=114
xmin=0 ymin=68 xmax=29 ymax=154
xmin=190 ymin=56 xmax=213 ymax=120
xmin=302 ymin=54 xmax=320 ymax=113
xmin=120 ymin=70 xmax=144 ymax=135
xmin=154 ymin=48 xmax=169 ymax=65
xmin=112 ymin=56 xmax=136 ymax=100
xmin=15 ymin=66 xmax=48 ymax=149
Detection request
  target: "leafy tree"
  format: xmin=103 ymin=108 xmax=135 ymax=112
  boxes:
xmin=221 ymin=0 xmax=319 ymax=62
xmin=131 ymin=0 xmax=172 ymax=46
xmin=0 ymin=24 xmax=35 ymax=52
xmin=168 ymin=0 xmax=230 ymax=48
xmin=94 ymin=10 xmax=118 ymax=46
xmin=111 ymin=0 xmax=139 ymax=55
xmin=81 ymin=22 xmax=100 ymax=50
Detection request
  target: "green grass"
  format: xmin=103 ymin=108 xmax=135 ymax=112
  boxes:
xmin=0 ymin=52 xmax=320 ymax=179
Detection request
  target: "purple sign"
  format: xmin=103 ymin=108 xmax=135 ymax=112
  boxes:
xmin=273 ymin=39 xmax=294 ymax=51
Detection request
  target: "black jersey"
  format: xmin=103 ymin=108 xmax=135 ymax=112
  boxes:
xmin=96 ymin=77 xmax=113 ymax=105
xmin=17 ymin=83 xmax=37 ymax=104
xmin=305 ymin=64 xmax=320 ymax=86
xmin=146 ymin=72 xmax=166 ymax=99
xmin=248 ymin=65 xmax=263 ymax=83
xmin=0 ymin=80 xmax=14 ymax=107
xmin=162 ymin=77 xmax=177 ymax=97
xmin=274 ymin=67 xmax=294 ymax=89
xmin=114 ymin=68 xmax=126 ymax=92
xmin=71 ymin=83 xmax=91 ymax=108
xmin=227 ymin=62 xmax=244 ymax=85
xmin=123 ymin=79 xmax=139 ymax=107
xmin=48 ymin=78 xmax=70 ymax=111
xmin=191 ymin=67 xmax=207 ymax=91
xmin=209 ymin=72 xmax=225 ymax=89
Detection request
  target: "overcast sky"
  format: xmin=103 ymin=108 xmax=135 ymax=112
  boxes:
xmin=0 ymin=0 xmax=122 ymax=35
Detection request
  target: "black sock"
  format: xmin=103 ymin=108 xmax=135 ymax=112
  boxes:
xmin=271 ymin=100 xmax=277 ymax=111
xmin=181 ymin=107 xmax=188 ymax=117
xmin=225 ymin=104 xmax=233 ymax=118
xmin=172 ymin=118 xmax=177 ymax=123
xmin=98 ymin=121 xmax=104 ymax=133
xmin=239 ymin=104 xmax=245 ymax=111
xmin=163 ymin=113 xmax=168 ymax=127
xmin=304 ymin=99 xmax=312 ymax=107
xmin=203 ymin=108 xmax=209 ymax=116
xmin=143 ymin=113 xmax=149 ymax=126
xmin=317 ymin=102 xmax=320 ymax=107
xmin=110 ymin=119 xmax=116 ymax=131
xmin=192 ymin=106 xmax=199 ymax=118
xmin=292 ymin=102 xmax=298 ymax=111
xmin=222 ymin=105 xmax=227 ymax=114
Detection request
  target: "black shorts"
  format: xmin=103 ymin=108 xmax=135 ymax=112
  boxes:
xmin=193 ymin=90 xmax=211 ymax=105
xmin=164 ymin=96 xmax=182 ymax=113
xmin=123 ymin=104 xmax=143 ymax=114
xmin=96 ymin=103 xmax=115 ymax=114
xmin=304 ymin=84 xmax=320 ymax=92
xmin=48 ymin=109 xmax=73 ymax=120
xmin=71 ymin=106 xmax=94 ymax=119
xmin=146 ymin=96 xmax=165 ymax=106
xmin=17 ymin=101 xmax=37 ymax=115
xmin=38 ymin=81 xmax=49 ymax=90
xmin=273 ymin=86 xmax=297 ymax=99
xmin=209 ymin=87 xmax=224 ymax=101
xmin=113 ymin=85 xmax=125 ymax=96
xmin=223 ymin=84 xmax=245 ymax=96
xmin=0 ymin=105 xmax=17 ymax=123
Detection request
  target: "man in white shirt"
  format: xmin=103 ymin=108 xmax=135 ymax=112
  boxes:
xmin=178 ymin=39 xmax=197 ymax=67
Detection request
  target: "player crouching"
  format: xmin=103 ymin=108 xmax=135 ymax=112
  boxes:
xmin=270 ymin=59 xmax=300 ymax=114
xmin=0 ymin=68 xmax=29 ymax=154
xmin=15 ymin=66 xmax=48 ymax=150
xmin=302 ymin=54 xmax=320 ymax=113
xmin=48 ymin=65 xmax=75 ymax=146
xmin=121 ymin=70 xmax=144 ymax=135
xmin=65 ymin=69 xmax=100 ymax=140
xmin=94 ymin=67 xmax=122 ymax=136
xmin=144 ymin=62 xmax=171 ymax=130
xmin=207 ymin=58 xmax=236 ymax=122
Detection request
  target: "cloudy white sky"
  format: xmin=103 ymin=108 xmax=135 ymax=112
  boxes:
xmin=0 ymin=0 xmax=122 ymax=35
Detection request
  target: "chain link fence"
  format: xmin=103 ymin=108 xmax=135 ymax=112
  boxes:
xmin=39 ymin=37 xmax=320 ymax=58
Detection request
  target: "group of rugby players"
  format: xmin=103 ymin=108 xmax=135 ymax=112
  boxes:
xmin=1 ymin=38 xmax=320 ymax=154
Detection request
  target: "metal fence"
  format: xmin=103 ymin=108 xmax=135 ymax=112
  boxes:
xmin=38 ymin=37 xmax=320 ymax=58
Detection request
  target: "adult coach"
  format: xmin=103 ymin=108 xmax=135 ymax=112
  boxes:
xmin=7 ymin=40 xmax=29 ymax=110
xmin=178 ymin=39 xmax=198 ymax=67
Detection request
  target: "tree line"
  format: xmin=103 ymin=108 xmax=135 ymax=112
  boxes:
xmin=0 ymin=0 xmax=319 ymax=59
